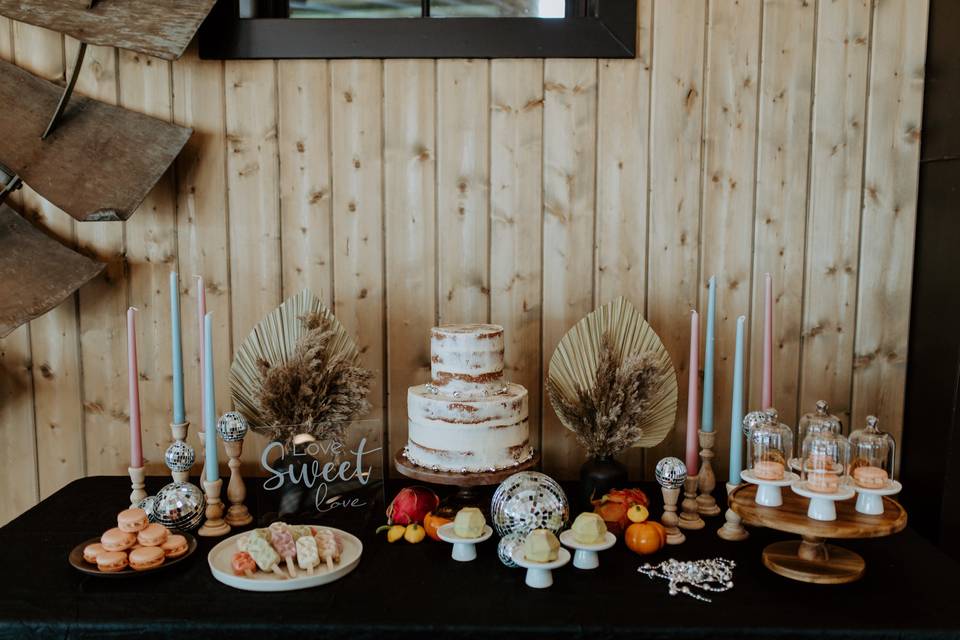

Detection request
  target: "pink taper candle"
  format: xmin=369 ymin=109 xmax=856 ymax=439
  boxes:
xmin=685 ymin=310 xmax=700 ymax=475
xmin=762 ymin=272 xmax=773 ymax=409
xmin=195 ymin=276 xmax=207 ymax=431
xmin=127 ymin=307 xmax=143 ymax=468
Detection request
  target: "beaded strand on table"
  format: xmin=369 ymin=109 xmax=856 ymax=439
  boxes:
xmin=638 ymin=558 xmax=736 ymax=603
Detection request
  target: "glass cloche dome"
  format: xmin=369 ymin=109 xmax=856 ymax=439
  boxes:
xmin=798 ymin=400 xmax=842 ymax=443
xmin=792 ymin=400 xmax=842 ymax=471
xmin=746 ymin=409 xmax=793 ymax=481
xmin=848 ymin=415 xmax=896 ymax=489
xmin=800 ymin=428 xmax=850 ymax=494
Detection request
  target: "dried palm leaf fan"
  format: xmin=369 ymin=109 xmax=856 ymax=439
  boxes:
xmin=547 ymin=297 xmax=678 ymax=456
xmin=230 ymin=289 xmax=372 ymax=447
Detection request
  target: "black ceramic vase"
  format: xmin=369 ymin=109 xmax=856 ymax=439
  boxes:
xmin=580 ymin=456 xmax=628 ymax=508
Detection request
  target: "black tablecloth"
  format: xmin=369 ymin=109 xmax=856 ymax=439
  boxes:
xmin=1 ymin=476 xmax=958 ymax=640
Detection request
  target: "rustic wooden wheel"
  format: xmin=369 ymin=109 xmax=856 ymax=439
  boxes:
xmin=730 ymin=483 xmax=907 ymax=584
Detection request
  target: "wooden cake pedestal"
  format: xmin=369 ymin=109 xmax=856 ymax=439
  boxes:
xmin=729 ymin=483 xmax=907 ymax=585
xmin=394 ymin=450 xmax=539 ymax=517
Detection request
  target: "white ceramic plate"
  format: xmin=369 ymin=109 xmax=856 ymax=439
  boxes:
xmin=208 ymin=527 xmax=362 ymax=592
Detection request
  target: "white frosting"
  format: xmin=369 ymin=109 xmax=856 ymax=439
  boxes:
xmin=406 ymin=325 xmax=532 ymax=473
xmin=429 ymin=324 xmax=505 ymax=398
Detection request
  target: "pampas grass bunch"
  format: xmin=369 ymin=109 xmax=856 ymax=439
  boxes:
xmin=255 ymin=312 xmax=372 ymax=447
xmin=547 ymin=332 xmax=663 ymax=459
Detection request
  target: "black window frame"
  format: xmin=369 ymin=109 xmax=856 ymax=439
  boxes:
xmin=199 ymin=0 xmax=637 ymax=59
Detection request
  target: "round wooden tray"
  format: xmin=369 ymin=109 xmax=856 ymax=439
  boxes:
xmin=729 ymin=483 xmax=907 ymax=584
xmin=393 ymin=450 xmax=539 ymax=487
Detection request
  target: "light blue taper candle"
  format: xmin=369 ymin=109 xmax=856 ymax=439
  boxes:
xmin=728 ymin=315 xmax=746 ymax=485
xmin=701 ymin=275 xmax=716 ymax=432
xmin=170 ymin=271 xmax=185 ymax=425
xmin=203 ymin=313 xmax=218 ymax=482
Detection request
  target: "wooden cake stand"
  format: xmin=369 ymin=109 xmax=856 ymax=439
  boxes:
xmin=729 ymin=483 xmax=906 ymax=584
xmin=394 ymin=450 xmax=539 ymax=516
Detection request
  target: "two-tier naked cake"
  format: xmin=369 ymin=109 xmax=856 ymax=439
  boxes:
xmin=404 ymin=324 xmax=533 ymax=473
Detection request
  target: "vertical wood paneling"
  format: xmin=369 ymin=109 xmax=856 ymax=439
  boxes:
xmin=172 ymin=48 xmax=232 ymax=468
xmin=646 ymin=0 xmax=706 ymax=474
xmin=225 ymin=59 xmax=282 ymax=467
xmin=384 ymin=60 xmax=436 ymax=469
xmin=749 ymin=0 xmax=815 ymax=427
xmin=852 ymin=0 xmax=928 ymax=450
xmin=0 ymin=2 xmax=931 ymax=505
xmin=330 ymin=60 xmax=385 ymax=468
xmin=71 ymin=41 xmax=129 ymax=476
xmin=0 ymin=17 xmax=38 ymax=524
xmin=0 ymin=326 xmax=37 ymax=524
xmin=799 ymin=0 xmax=871 ymax=430
xmin=13 ymin=24 xmax=85 ymax=498
xmin=278 ymin=60 xmax=334 ymax=303
xmin=699 ymin=0 xmax=761 ymax=480
xmin=490 ymin=59 xmax=544 ymax=456
xmin=120 ymin=51 xmax=177 ymax=474
xmin=437 ymin=60 xmax=490 ymax=324
xmin=541 ymin=59 xmax=598 ymax=475
xmin=595 ymin=0 xmax=652 ymax=474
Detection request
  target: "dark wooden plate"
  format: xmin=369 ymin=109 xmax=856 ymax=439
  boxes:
xmin=68 ymin=532 xmax=198 ymax=577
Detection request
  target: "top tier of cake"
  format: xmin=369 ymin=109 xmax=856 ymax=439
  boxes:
xmin=429 ymin=324 xmax=506 ymax=398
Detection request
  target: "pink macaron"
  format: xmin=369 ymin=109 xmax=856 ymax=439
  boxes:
xmin=117 ymin=507 xmax=149 ymax=533
xmin=101 ymin=527 xmax=137 ymax=552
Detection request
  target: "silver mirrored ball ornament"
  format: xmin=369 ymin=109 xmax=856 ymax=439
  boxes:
xmin=655 ymin=457 xmax=687 ymax=489
xmin=151 ymin=481 xmax=205 ymax=531
xmin=136 ymin=495 xmax=158 ymax=522
xmin=164 ymin=439 xmax=195 ymax=472
xmin=217 ymin=411 xmax=248 ymax=442
xmin=491 ymin=471 xmax=569 ymax=538
xmin=742 ymin=410 xmax=769 ymax=437
xmin=497 ymin=532 xmax=525 ymax=568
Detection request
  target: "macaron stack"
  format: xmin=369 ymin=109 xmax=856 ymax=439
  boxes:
xmin=82 ymin=507 xmax=189 ymax=573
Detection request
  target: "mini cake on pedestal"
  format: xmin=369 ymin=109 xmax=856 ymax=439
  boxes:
xmin=405 ymin=324 xmax=533 ymax=473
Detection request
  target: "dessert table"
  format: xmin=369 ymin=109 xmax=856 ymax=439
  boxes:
xmin=1 ymin=476 xmax=958 ymax=640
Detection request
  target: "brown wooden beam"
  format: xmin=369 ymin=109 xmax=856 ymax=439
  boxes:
xmin=0 ymin=204 xmax=104 ymax=338
xmin=0 ymin=59 xmax=192 ymax=222
xmin=0 ymin=0 xmax=217 ymax=61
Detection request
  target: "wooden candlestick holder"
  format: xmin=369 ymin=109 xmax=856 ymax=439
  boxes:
xmin=128 ymin=466 xmax=146 ymax=507
xmin=223 ymin=440 xmax=253 ymax=527
xmin=717 ymin=482 xmax=749 ymax=541
xmin=170 ymin=419 xmax=189 ymax=443
xmin=696 ymin=430 xmax=721 ymax=516
xmin=729 ymin=483 xmax=907 ymax=584
xmin=678 ymin=476 xmax=705 ymax=530
xmin=660 ymin=486 xmax=685 ymax=545
xmin=198 ymin=477 xmax=231 ymax=537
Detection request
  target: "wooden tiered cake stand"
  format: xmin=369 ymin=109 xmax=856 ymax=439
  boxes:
xmin=729 ymin=483 xmax=907 ymax=584
xmin=395 ymin=450 xmax=539 ymax=517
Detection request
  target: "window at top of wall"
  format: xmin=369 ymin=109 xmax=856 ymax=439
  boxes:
xmin=201 ymin=0 xmax=636 ymax=59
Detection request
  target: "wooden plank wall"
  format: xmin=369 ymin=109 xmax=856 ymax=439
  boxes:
xmin=0 ymin=0 xmax=929 ymax=525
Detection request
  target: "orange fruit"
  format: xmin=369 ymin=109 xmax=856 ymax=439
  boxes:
xmin=626 ymin=504 xmax=649 ymax=523
xmin=625 ymin=522 xmax=666 ymax=556
xmin=423 ymin=512 xmax=452 ymax=542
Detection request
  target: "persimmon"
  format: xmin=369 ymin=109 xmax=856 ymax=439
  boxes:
xmin=624 ymin=521 xmax=666 ymax=555
xmin=423 ymin=512 xmax=452 ymax=542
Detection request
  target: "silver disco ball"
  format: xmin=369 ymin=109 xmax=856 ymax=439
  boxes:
xmin=152 ymin=481 xmax=205 ymax=531
xmin=742 ymin=410 xmax=769 ymax=437
xmin=491 ymin=471 xmax=569 ymax=539
xmin=217 ymin=411 xmax=249 ymax=442
xmin=655 ymin=457 xmax=687 ymax=489
xmin=164 ymin=440 xmax=196 ymax=473
xmin=136 ymin=495 xmax=158 ymax=523
xmin=497 ymin=532 xmax=525 ymax=568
